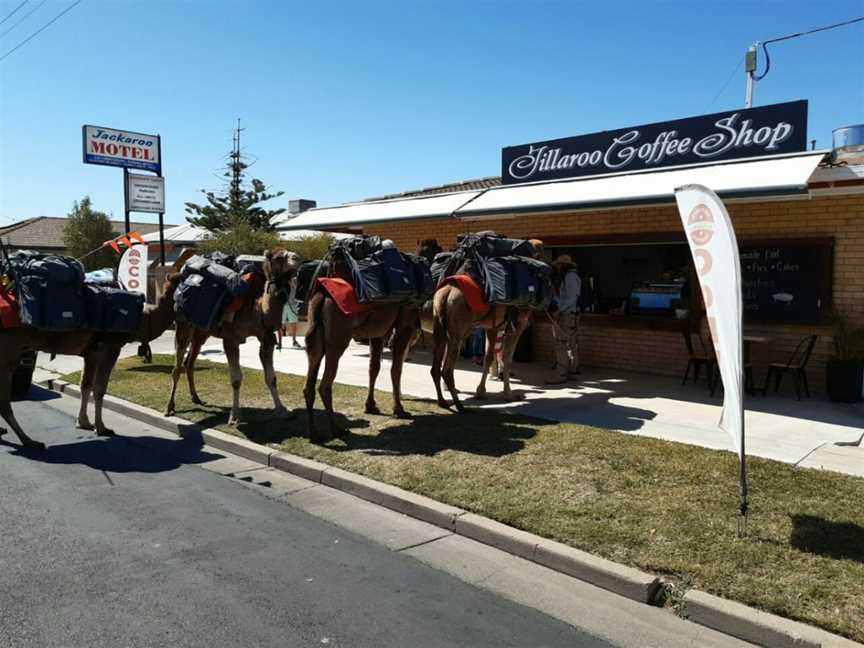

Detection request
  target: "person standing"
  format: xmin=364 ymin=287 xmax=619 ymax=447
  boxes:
xmin=277 ymin=275 xmax=302 ymax=350
xmin=546 ymin=254 xmax=582 ymax=385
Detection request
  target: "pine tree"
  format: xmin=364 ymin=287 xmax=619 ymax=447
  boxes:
xmin=63 ymin=196 xmax=117 ymax=271
xmin=185 ymin=120 xmax=285 ymax=232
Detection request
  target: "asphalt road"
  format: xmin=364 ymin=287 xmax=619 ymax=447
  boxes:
xmin=0 ymin=393 xmax=613 ymax=648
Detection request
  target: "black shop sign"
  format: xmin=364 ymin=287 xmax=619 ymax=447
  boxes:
xmin=740 ymin=239 xmax=833 ymax=324
xmin=502 ymin=100 xmax=808 ymax=185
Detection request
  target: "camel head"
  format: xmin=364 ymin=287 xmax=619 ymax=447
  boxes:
xmin=527 ymin=239 xmax=545 ymax=260
xmin=416 ymin=238 xmax=443 ymax=263
xmin=263 ymin=248 xmax=302 ymax=297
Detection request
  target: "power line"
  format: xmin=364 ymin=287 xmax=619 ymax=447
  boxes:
xmin=0 ymin=0 xmax=48 ymax=39
xmin=753 ymin=15 xmax=864 ymax=81
xmin=0 ymin=0 xmax=81 ymax=62
xmin=0 ymin=1 xmax=27 ymax=26
xmin=704 ymin=58 xmax=743 ymax=113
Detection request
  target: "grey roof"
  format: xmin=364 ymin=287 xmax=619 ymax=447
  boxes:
xmin=0 ymin=216 xmax=161 ymax=250
xmin=362 ymin=176 xmax=501 ymax=201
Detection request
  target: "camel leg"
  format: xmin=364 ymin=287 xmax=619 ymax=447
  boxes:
xmin=76 ymin=351 xmax=98 ymax=430
xmin=225 ymin=339 xmax=243 ymax=427
xmin=318 ymin=331 xmax=351 ymax=441
xmin=389 ymin=321 xmax=415 ymax=419
xmin=186 ymin=336 xmax=205 ymax=406
xmin=365 ymin=337 xmax=384 ymax=415
xmin=93 ymin=346 xmax=122 ymax=437
xmin=0 ymin=369 xmax=45 ymax=450
xmin=165 ymin=326 xmax=192 ymax=417
xmin=475 ymin=329 xmax=497 ymax=400
xmin=442 ymin=336 xmax=465 ymax=413
xmin=304 ymin=318 xmax=325 ymax=442
xmin=431 ymin=320 xmax=450 ymax=409
xmin=501 ymin=317 xmax=529 ymax=401
xmin=259 ymin=332 xmax=291 ymax=417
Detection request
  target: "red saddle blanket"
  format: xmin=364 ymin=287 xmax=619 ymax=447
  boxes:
xmin=442 ymin=274 xmax=489 ymax=316
xmin=317 ymin=277 xmax=371 ymax=316
xmin=0 ymin=289 xmax=21 ymax=329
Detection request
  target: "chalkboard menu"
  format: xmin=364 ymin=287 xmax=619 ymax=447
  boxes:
xmin=739 ymin=240 xmax=833 ymax=324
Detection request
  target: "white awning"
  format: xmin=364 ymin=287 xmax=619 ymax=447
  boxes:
xmin=273 ymin=153 xmax=826 ymax=230
xmin=457 ymin=153 xmax=826 ymax=220
xmin=274 ymin=190 xmax=482 ymax=231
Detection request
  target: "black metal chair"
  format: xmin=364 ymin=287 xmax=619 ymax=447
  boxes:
xmin=762 ymin=334 xmax=818 ymax=400
xmin=682 ymin=330 xmax=716 ymax=391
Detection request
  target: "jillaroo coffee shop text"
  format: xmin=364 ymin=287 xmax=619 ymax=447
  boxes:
xmin=501 ymin=100 xmax=807 ymax=184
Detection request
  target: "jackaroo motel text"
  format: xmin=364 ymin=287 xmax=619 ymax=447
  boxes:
xmin=277 ymin=101 xmax=864 ymax=392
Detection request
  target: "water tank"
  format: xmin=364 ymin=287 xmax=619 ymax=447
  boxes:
xmin=832 ymin=124 xmax=864 ymax=163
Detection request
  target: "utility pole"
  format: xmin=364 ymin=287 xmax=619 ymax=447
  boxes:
xmin=744 ymin=44 xmax=757 ymax=108
xmin=229 ymin=118 xmax=245 ymax=214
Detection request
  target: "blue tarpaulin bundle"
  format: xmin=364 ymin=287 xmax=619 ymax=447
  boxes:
xmin=175 ymin=253 xmax=260 ymax=329
xmin=328 ymin=236 xmax=435 ymax=306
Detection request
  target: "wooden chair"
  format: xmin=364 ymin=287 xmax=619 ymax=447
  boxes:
xmin=762 ymin=335 xmax=818 ymax=400
xmin=682 ymin=330 xmax=715 ymax=391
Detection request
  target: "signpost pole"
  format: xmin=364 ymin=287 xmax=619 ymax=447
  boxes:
xmin=157 ymin=134 xmax=165 ymax=266
xmin=123 ymin=167 xmax=131 ymax=234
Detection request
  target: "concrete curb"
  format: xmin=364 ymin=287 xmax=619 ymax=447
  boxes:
xmin=683 ymin=589 xmax=862 ymax=648
xmin=39 ymin=378 xmax=862 ymax=648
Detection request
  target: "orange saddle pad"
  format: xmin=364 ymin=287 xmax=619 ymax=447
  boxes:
xmin=317 ymin=277 xmax=371 ymax=316
xmin=442 ymin=274 xmax=489 ymax=316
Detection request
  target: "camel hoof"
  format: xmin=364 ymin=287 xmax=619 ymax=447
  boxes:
xmin=274 ymin=407 xmax=295 ymax=420
xmin=76 ymin=421 xmax=95 ymax=431
xmin=393 ymin=409 xmax=413 ymax=420
xmin=454 ymin=401 xmax=466 ymax=413
xmin=474 ymin=391 xmax=488 ymax=401
xmin=191 ymin=396 xmax=205 ymax=406
xmin=365 ymin=402 xmax=381 ymax=415
xmin=437 ymin=399 xmax=452 ymax=410
xmin=97 ymin=428 xmax=116 ymax=437
xmin=228 ymin=417 xmax=241 ymax=427
xmin=164 ymin=407 xmax=176 ymax=417
xmin=24 ymin=439 xmax=46 ymax=451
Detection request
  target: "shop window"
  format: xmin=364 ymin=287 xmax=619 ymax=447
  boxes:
xmin=547 ymin=242 xmax=691 ymax=318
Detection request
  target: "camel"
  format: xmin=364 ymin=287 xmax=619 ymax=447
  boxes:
xmin=0 ymin=273 xmax=182 ymax=450
xmin=427 ymin=238 xmax=545 ymax=413
xmin=164 ymin=249 xmax=301 ymax=426
xmin=303 ymin=239 xmax=441 ymax=444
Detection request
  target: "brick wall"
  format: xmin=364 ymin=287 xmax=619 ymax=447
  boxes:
xmin=365 ymin=194 xmax=864 ymax=392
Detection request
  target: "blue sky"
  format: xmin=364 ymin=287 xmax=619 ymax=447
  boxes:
xmin=1 ymin=0 xmax=862 ymax=227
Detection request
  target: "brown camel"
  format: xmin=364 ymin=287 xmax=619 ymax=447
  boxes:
xmin=165 ymin=249 xmax=301 ymax=426
xmin=427 ymin=239 xmax=544 ymax=412
xmin=303 ymin=240 xmax=441 ymax=444
xmin=0 ymin=273 xmax=182 ymax=450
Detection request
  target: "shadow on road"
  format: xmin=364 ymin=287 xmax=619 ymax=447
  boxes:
xmin=10 ymin=434 xmax=224 ymax=473
xmin=13 ymin=384 xmax=62 ymax=403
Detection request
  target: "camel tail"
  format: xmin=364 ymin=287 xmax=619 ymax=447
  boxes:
xmin=305 ymin=293 xmax=325 ymax=344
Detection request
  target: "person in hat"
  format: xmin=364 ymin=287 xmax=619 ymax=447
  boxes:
xmin=546 ymin=254 xmax=582 ymax=384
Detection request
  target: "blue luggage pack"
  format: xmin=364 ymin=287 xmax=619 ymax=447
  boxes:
xmin=175 ymin=272 xmax=229 ymax=330
xmin=17 ymin=256 xmax=87 ymax=330
xmin=83 ymin=285 xmax=145 ymax=333
xmin=483 ymin=256 xmax=552 ymax=310
xmin=355 ymin=248 xmax=414 ymax=304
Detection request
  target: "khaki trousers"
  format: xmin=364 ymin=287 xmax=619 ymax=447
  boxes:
xmin=553 ymin=312 xmax=579 ymax=376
